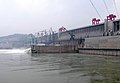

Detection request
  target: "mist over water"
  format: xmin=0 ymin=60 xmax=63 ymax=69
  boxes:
xmin=0 ymin=50 xmax=120 ymax=83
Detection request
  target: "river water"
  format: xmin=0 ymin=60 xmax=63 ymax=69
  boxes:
xmin=0 ymin=49 xmax=120 ymax=83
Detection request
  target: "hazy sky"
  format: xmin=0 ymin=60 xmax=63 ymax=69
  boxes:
xmin=0 ymin=0 xmax=120 ymax=36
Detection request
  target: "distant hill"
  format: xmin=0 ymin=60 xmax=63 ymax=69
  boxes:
xmin=0 ymin=34 xmax=34 ymax=49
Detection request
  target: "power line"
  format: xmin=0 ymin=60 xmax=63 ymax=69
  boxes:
xmin=113 ymin=0 xmax=119 ymax=18
xmin=103 ymin=0 xmax=109 ymax=14
xmin=89 ymin=0 xmax=103 ymax=21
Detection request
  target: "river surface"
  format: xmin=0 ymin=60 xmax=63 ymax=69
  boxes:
xmin=0 ymin=49 xmax=120 ymax=83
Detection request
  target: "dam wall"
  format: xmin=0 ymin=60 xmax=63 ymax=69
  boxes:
xmin=31 ymin=35 xmax=120 ymax=56
xmin=31 ymin=45 xmax=77 ymax=53
xmin=31 ymin=19 xmax=120 ymax=56
xmin=77 ymin=35 xmax=120 ymax=56
xmin=78 ymin=48 xmax=120 ymax=56
xmin=85 ymin=35 xmax=120 ymax=49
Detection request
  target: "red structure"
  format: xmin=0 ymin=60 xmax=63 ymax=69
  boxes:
xmin=107 ymin=14 xmax=116 ymax=21
xmin=59 ymin=26 xmax=66 ymax=32
xmin=92 ymin=18 xmax=100 ymax=25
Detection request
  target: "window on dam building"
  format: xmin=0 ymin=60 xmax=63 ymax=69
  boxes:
xmin=114 ymin=21 xmax=120 ymax=32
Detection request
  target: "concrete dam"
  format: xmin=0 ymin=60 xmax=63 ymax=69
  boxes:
xmin=31 ymin=19 xmax=120 ymax=56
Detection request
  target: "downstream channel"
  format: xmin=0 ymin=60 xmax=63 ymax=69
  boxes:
xmin=0 ymin=49 xmax=120 ymax=83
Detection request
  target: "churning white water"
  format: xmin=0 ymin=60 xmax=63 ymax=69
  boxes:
xmin=0 ymin=48 xmax=31 ymax=54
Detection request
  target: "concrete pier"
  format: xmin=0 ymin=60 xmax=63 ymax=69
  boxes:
xmin=31 ymin=45 xmax=77 ymax=53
